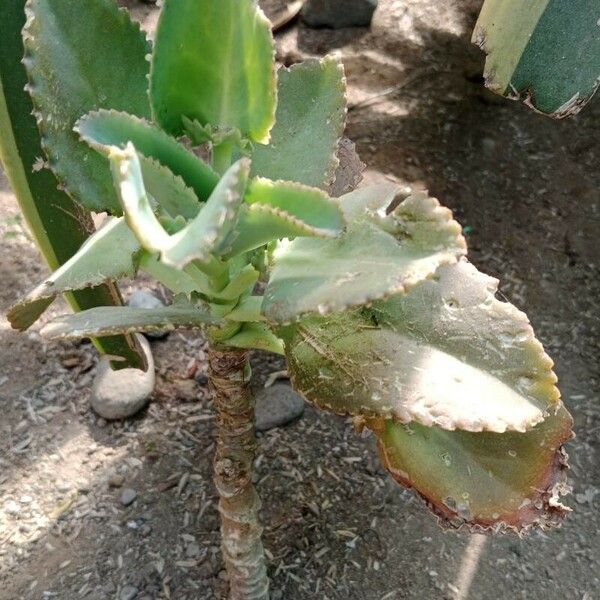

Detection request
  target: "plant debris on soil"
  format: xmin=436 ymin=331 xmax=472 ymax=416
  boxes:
xmin=1 ymin=1 xmax=599 ymax=599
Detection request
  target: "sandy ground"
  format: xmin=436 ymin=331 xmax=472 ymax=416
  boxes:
xmin=1 ymin=1 xmax=599 ymax=599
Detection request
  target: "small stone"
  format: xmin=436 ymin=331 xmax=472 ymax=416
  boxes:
xmin=120 ymin=488 xmax=137 ymax=507
xmin=109 ymin=474 xmax=125 ymax=488
xmin=254 ymin=384 xmax=305 ymax=432
xmin=128 ymin=290 xmax=169 ymax=339
xmin=302 ymin=0 xmax=378 ymax=28
xmin=328 ymin=138 xmax=365 ymax=197
xmin=19 ymin=495 xmax=33 ymax=504
xmin=186 ymin=542 xmax=201 ymax=558
xmin=195 ymin=372 xmax=209 ymax=386
xmin=91 ymin=334 xmax=155 ymax=420
xmin=120 ymin=585 xmax=138 ymax=600
xmin=4 ymin=500 xmax=20 ymax=516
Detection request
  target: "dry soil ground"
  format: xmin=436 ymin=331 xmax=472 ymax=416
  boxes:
xmin=1 ymin=1 xmax=599 ymax=599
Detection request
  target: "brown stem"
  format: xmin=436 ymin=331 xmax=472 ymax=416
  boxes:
xmin=208 ymin=345 xmax=269 ymax=600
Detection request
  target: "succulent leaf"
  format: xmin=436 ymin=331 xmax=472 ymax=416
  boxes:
xmin=8 ymin=217 xmax=140 ymax=331
xmin=42 ymin=298 xmax=221 ymax=339
xmin=281 ymin=260 xmax=562 ymax=433
xmin=263 ymin=189 xmax=465 ymax=324
xmin=110 ymin=145 xmax=248 ymax=269
xmin=77 ymin=110 xmax=218 ymax=201
xmin=22 ymin=0 xmax=151 ymax=213
xmin=226 ymin=322 xmax=284 ymax=355
xmin=472 ymin=0 xmax=600 ymax=117
xmin=251 ymin=56 xmax=346 ymax=188
xmin=370 ymin=403 xmax=572 ymax=532
xmin=151 ymin=0 xmax=276 ymax=143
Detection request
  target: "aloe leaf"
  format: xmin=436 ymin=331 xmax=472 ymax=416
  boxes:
xmin=226 ymin=323 xmax=284 ymax=355
xmin=472 ymin=0 xmax=600 ymax=117
xmin=251 ymin=57 xmax=346 ymax=188
xmin=110 ymin=145 xmax=248 ymax=269
xmin=246 ymin=178 xmax=345 ymax=232
xmin=263 ymin=191 xmax=465 ymax=324
xmin=42 ymin=300 xmax=221 ymax=339
xmin=8 ymin=218 xmax=140 ymax=331
xmin=282 ymin=260 xmax=563 ymax=433
xmin=22 ymin=0 xmax=151 ymax=212
xmin=224 ymin=204 xmax=340 ymax=257
xmin=77 ymin=110 xmax=218 ymax=201
xmin=138 ymin=253 xmax=201 ymax=296
xmin=151 ymin=0 xmax=277 ymax=143
xmin=0 ymin=0 xmax=145 ymax=369
xmin=210 ymin=265 xmax=260 ymax=302
xmin=370 ymin=404 xmax=572 ymax=532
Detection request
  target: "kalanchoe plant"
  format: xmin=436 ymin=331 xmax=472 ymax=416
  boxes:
xmin=7 ymin=0 xmax=573 ymax=597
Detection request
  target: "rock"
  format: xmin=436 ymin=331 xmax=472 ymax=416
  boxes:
xmin=91 ymin=334 xmax=155 ymax=420
xmin=128 ymin=290 xmax=169 ymax=340
xmin=109 ymin=474 xmax=125 ymax=488
xmin=302 ymin=0 xmax=378 ymax=28
xmin=4 ymin=500 xmax=20 ymax=516
xmin=328 ymin=138 xmax=366 ymax=197
xmin=120 ymin=585 xmax=138 ymax=600
xmin=254 ymin=384 xmax=305 ymax=431
xmin=120 ymin=488 xmax=137 ymax=507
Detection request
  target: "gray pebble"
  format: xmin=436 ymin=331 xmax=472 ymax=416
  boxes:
xmin=128 ymin=290 xmax=169 ymax=340
xmin=91 ymin=334 xmax=155 ymax=420
xmin=120 ymin=585 xmax=138 ymax=600
xmin=120 ymin=488 xmax=137 ymax=507
xmin=254 ymin=384 xmax=305 ymax=432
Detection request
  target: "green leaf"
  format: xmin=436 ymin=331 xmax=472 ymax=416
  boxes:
xmin=151 ymin=0 xmax=276 ymax=143
xmin=263 ymin=191 xmax=465 ymax=324
xmin=246 ymin=178 xmax=345 ymax=232
xmin=370 ymin=404 xmax=572 ymax=532
xmin=226 ymin=322 xmax=284 ymax=355
xmin=0 ymin=0 xmax=145 ymax=369
xmin=251 ymin=56 xmax=346 ymax=188
xmin=282 ymin=261 xmax=562 ymax=433
xmin=8 ymin=217 xmax=140 ymax=331
xmin=140 ymin=157 xmax=201 ymax=220
xmin=42 ymin=299 xmax=221 ymax=339
xmin=77 ymin=110 xmax=219 ymax=201
xmin=472 ymin=0 xmax=600 ymax=117
xmin=22 ymin=0 xmax=151 ymax=212
xmin=110 ymin=145 xmax=248 ymax=269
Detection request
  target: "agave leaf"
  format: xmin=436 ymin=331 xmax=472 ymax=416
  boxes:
xmin=226 ymin=322 xmax=284 ymax=355
xmin=77 ymin=110 xmax=218 ymax=201
xmin=8 ymin=217 xmax=140 ymax=331
xmin=0 ymin=0 xmax=145 ymax=370
xmin=263 ymin=190 xmax=465 ymax=324
xmin=42 ymin=298 xmax=221 ymax=339
xmin=246 ymin=178 xmax=345 ymax=232
xmin=282 ymin=261 xmax=562 ymax=433
xmin=110 ymin=145 xmax=248 ymax=269
xmin=224 ymin=204 xmax=340 ymax=257
xmin=22 ymin=0 xmax=150 ymax=212
xmin=251 ymin=56 xmax=346 ymax=188
xmin=472 ymin=0 xmax=600 ymax=117
xmin=151 ymin=0 xmax=276 ymax=143
xmin=370 ymin=404 xmax=572 ymax=532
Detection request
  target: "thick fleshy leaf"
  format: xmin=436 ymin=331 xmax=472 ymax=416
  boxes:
xmin=282 ymin=261 xmax=561 ymax=433
xmin=224 ymin=204 xmax=341 ymax=257
xmin=370 ymin=404 xmax=572 ymax=532
xmin=0 ymin=0 xmax=145 ymax=370
xmin=263 ymin=191 xmax=465 ymax=324
xmin=8 ymin=218 xmax=140 ymax=331
xmin=251 ymin=57 xmax=346 ymax=188
xmin=472 ymin=0 xmax=600 ymax=117
xmin=22 ymin=0 xmax=150 ymax=212
xmin=110 ymin=145 xmax=248 ymax=269
xmin=246 ymin=178 xmax=345 ymax=232
xmin=77 ymin=110 xmax=218 ymax=201
xmin=151 ymin=0 xmax=276 ymax=142
xmin=42 ymin=299 xmax=221 ymax=339
xmin=226 ymin=323 xmax=284 ymax=355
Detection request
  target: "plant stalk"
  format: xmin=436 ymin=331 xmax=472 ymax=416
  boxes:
xmin=208 ymin=346 xmax=269 ymax=600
